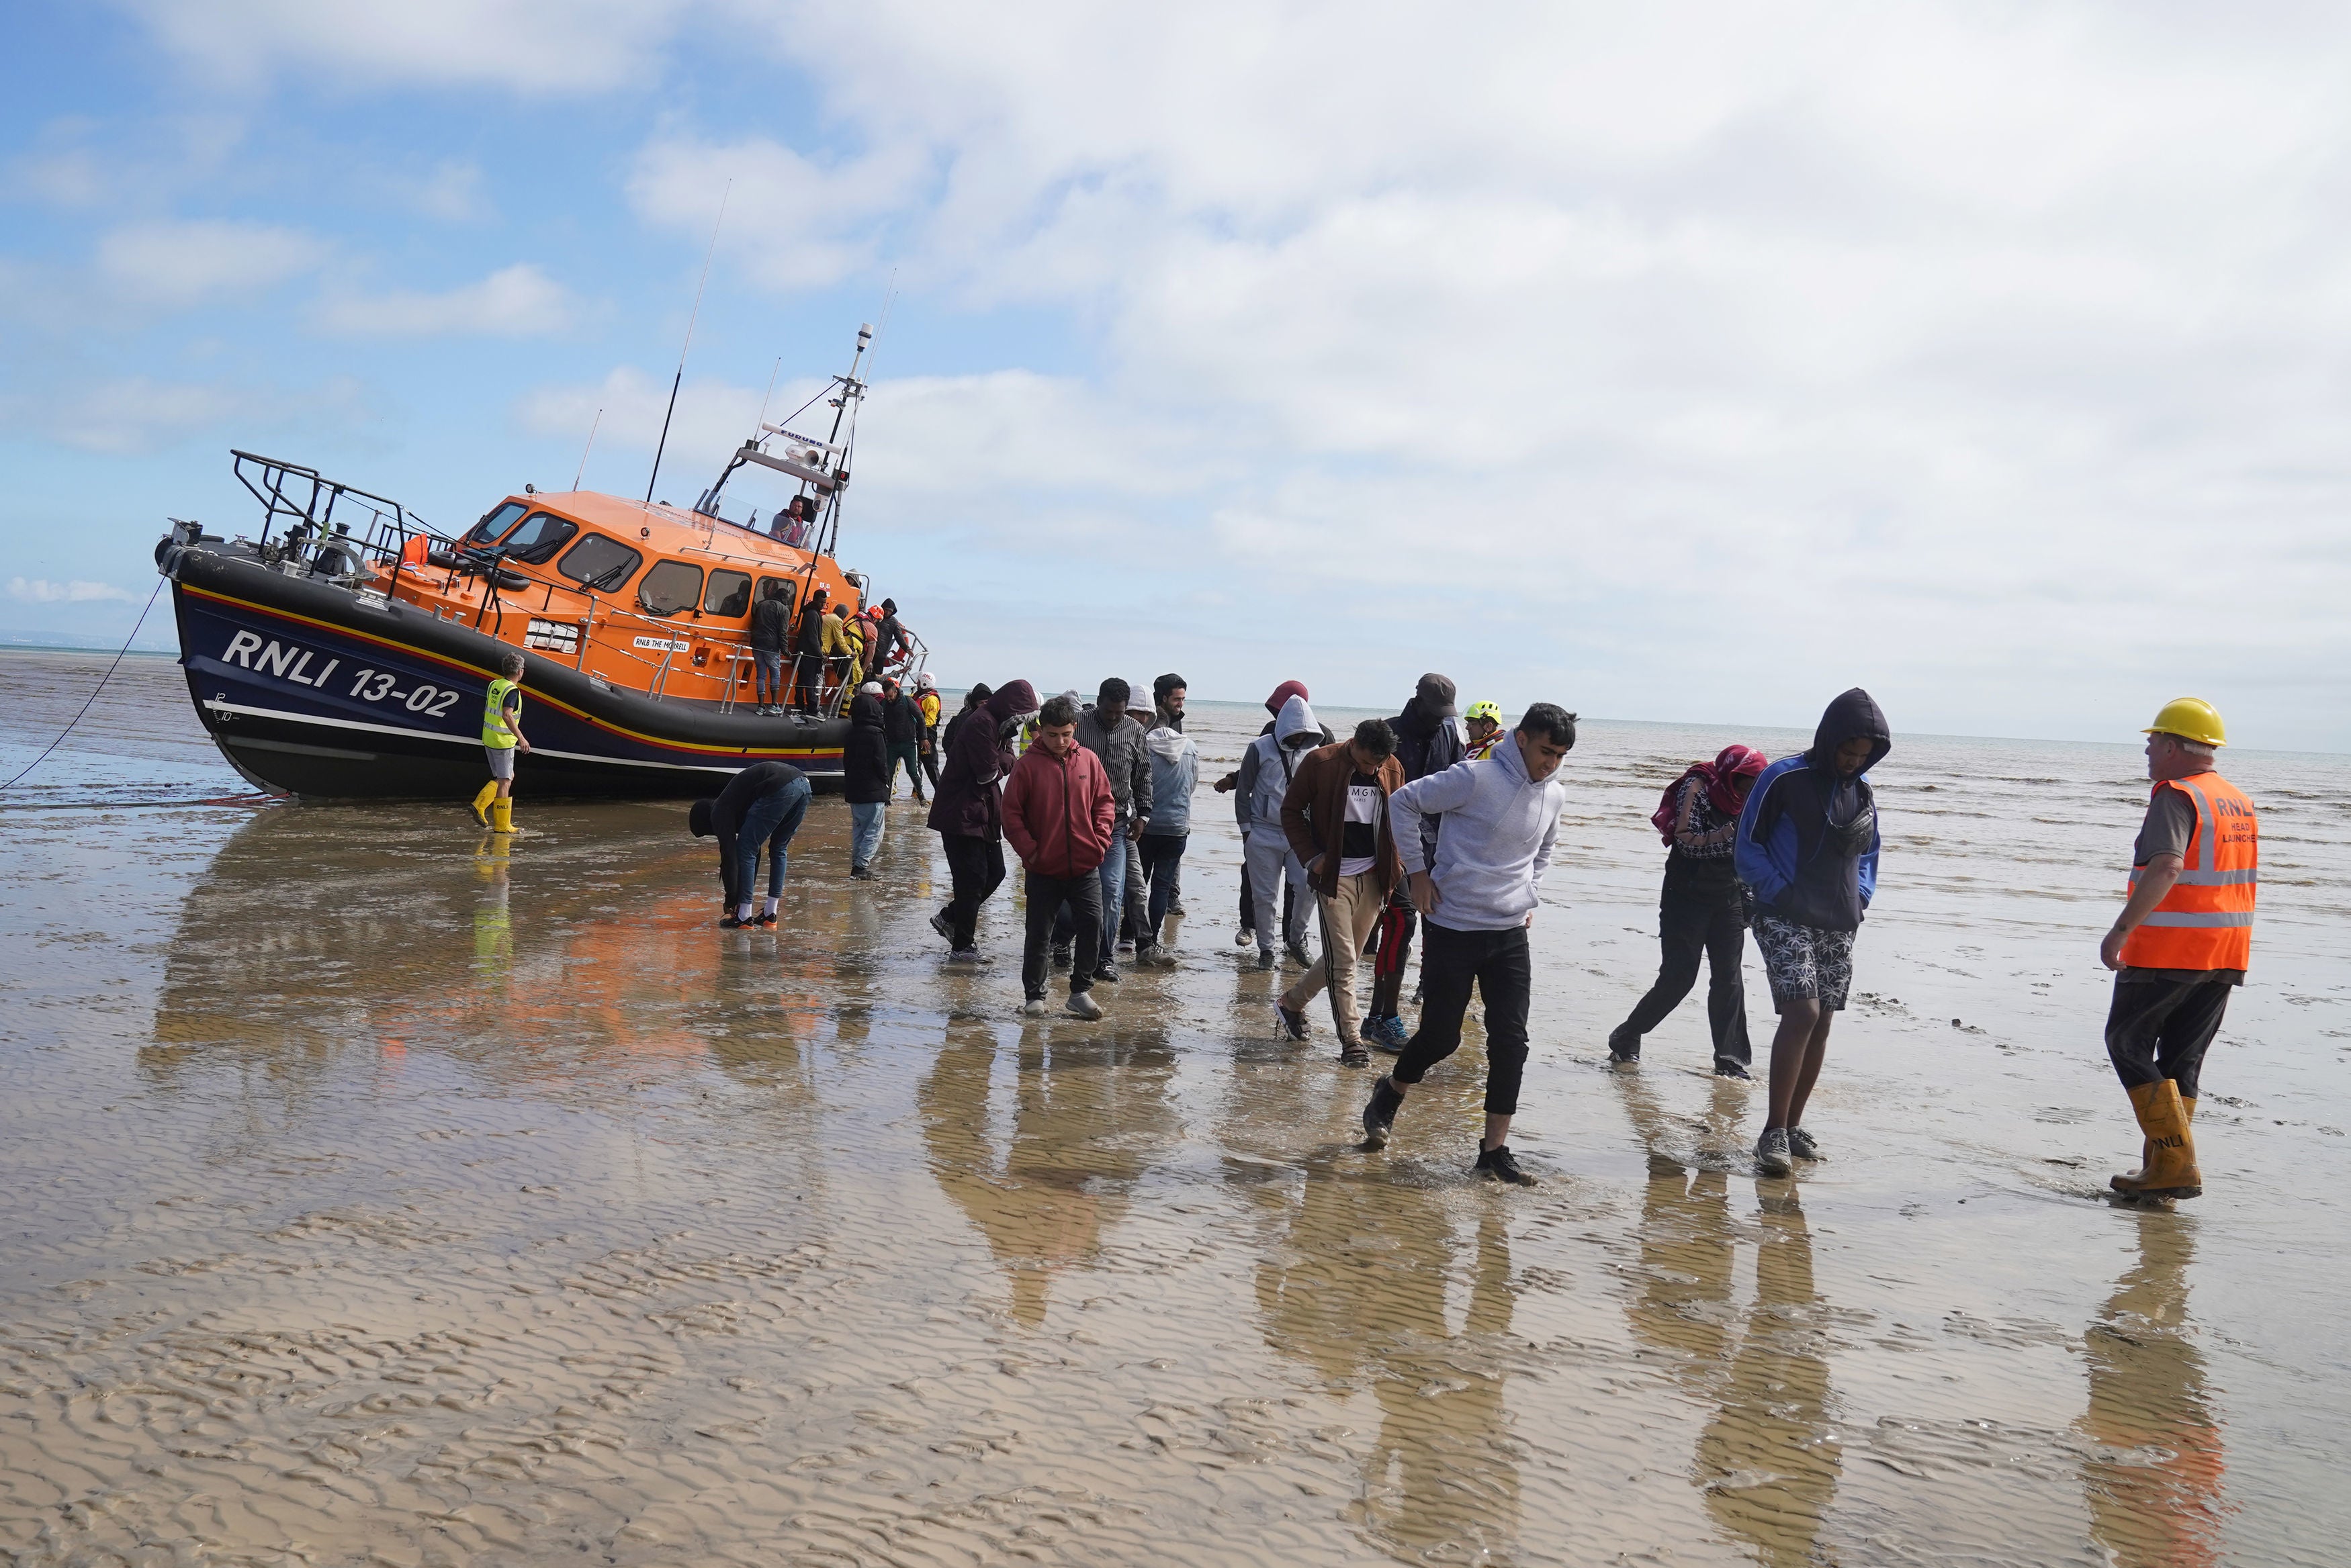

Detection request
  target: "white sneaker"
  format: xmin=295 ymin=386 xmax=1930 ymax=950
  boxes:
xmin=1065 ymin=990 xmax=1103 ymax=1020
xmin=1020 ymin=998 xmax=1047 ymax=1017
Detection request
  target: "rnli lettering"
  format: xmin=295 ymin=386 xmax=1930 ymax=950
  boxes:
xmin=222 ymin=631 xmax=339 ymax=690
xmin=633 ymin=635 xmax=692 ymax=652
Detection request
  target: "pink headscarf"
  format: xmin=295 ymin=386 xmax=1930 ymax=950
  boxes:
xmin=1651 ymin=745 xmax=1768 ymax=845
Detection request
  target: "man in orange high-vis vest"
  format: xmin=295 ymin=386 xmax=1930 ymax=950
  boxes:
xmin=2098 ymin=698 xmax=2256 ymax=1201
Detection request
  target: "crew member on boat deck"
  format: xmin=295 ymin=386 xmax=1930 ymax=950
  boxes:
xmin=824 ymin=601 xmax=858 ymax=707
xmin=691 ymin=759 xmax=813 ymax=929
xmin=869 ymin=598 xmax=910 ymax=680
xmin=771 ymin=495 xmax=813 ymax=549
xmin=750 ymin=580 xmax=792 ymax=716
xmin=470 ymin=649 xmax=530 ymax=834
xmin=793 ymin=585 xmax=830 ymax=712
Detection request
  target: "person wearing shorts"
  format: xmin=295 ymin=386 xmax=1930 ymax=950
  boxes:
xmin=470 ymin=649 xmax=529 ymax=834
xmin=1734 ymin=689 xmax=1891 ymax=1176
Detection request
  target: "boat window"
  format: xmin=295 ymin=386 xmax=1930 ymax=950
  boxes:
xmin=703 ymin=568 xmax=752 ymax=618
xmin=556 ymin=533 xmax=642 ymax=592
xmin=500 ymin=511 xmax=579 ymax=565
xmin=637 ymin=559 xmax=703 ymax=616
xmin=756 ymin=576 xmax=798 ymax=616
xmin=463 ymin=501 xmax=528 ymax=545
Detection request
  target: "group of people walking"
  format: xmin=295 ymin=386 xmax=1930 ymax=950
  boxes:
xmin=662 ymin=661 xmax=2258 ymax=1202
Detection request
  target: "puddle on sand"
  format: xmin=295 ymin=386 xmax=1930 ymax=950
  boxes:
xmin=1 ymin=657 xmax=2347 ymax=1564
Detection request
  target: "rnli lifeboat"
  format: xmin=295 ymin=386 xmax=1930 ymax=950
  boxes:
xmin=155 ymin=327 xmax=917 ymax=798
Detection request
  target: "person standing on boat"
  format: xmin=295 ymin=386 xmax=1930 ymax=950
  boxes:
xmin=928 ymin=680 xmax=1038 ymax=959
xmin=793 ymin=585 xmax=830 ymax=713
xmin=1003 ymin=693 xmax=1116 ymax=1019
xmin=470 ymin=649 xmax=530 ymax=834
xmin=844 ymin=683 xmax=891 ymax=879
xmin=691 ymin=759 xmax=812 ymax=928
xmin=870 ymin=599 xmax=911 ymax=682
xmin=1608 ymin=745 xmax=1768 ymax=1076
xmin=750 ymin=580 xmax=792 ymax=716
xmin=916 ymin=673 xmax=944 ymax=795
xmin=879 ymin=676 xmax=927 ymax=804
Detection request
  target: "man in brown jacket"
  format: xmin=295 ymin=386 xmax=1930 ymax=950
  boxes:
xmin=1276 ymin=718 xmax=1405 ymax=1065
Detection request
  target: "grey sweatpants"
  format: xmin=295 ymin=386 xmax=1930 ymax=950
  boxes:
xmin=1245 ymin=831 xmax=1311 ymax=955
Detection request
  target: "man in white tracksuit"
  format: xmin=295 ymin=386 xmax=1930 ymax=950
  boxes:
xmin=1235 ymin=693 xmax=1321 ymax=970
xmin=1358 ymin=702 xmax=1577 ymax=1187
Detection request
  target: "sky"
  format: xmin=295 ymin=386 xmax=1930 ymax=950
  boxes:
xmin=4 ymin=1 xmax=2348 ymax=749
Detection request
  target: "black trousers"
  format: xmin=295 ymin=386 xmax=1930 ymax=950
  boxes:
xmin=938 ymin=832 xmax=1005 ymax=949
xmin=1618 ymin=856 xmax=1753 ymax=1065
xmin=920 ymin=745 xmax=942 ymax=792
xmin=1139 ymin=832 xmax=1188 ymax=946
xmin=1392 ymin=922 xmax=1533 ymax=1115
xmin=2105 ymin=976 xmax=2232 ymax=1098
xmin=1024 ymin=869 xmax=1100 ymax=999
xmin=791 ymin=652 xmax=825 ymax=708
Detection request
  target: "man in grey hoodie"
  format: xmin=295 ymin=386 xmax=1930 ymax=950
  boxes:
xmin=1136 ymin=702 xmax=1198 ymax=965
xmin=1236 ymin=693 xmax=1322 ymax=970
xmin=1359 ymin=702 xmax=1577 ymax=1187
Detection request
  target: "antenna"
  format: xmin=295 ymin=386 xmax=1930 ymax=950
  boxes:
xmin=572 ymin=406 xmax=603 ymax=492
xmin=645 ymin=179 xmax=731 ymax=504
xmin=752 ymin=356 xmax=782 ymax=439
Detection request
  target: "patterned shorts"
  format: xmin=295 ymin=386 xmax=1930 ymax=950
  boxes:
xmin=1751 ymin=913 xmax=1856 ymax=1011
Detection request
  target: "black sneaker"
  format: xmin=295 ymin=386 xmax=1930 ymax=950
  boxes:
xmin=1362 ymin=1076 xmax=1403 ymax=1149
xmin=1284 ymin=939 xmax=1314 ymax=968
xmin=1275 ymin=1003 xmax=1308 ymax=1042
xmin=720 ymin=913 xmax=751 ymax=929
xmin=1714 ymin=1058 xmax=1752 ymax=1080
xmin=1474 ymin=1144 xmax=1538 ymax=1187
xmin=1050 ymin=943 xmax=1072 ymax=968
xmin=850 ymin=864 xmax=873 ymax=880
xmin=1092 ymin=962 xmax=1120 ymax=984
xmin=1607 ymin=1025 xmax=1640 ymax=1066
xmin=946 ymin=947 xmax=981 ymax=964
xmin=754 ymin=909 xmax=779 ymax=927
xmin=930 ymin=911 xmax=957 ymax=946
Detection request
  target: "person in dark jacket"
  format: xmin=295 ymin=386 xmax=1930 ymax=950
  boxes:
xmin=843 ymin=684 xmax=891 ymax=878
xmin=1364 ymin=674 xmax=1468 ymax=1050
xmin=868 ymin=598 xmax=910 ymax=680
xmin=942 ymin=683 xmax=989 ymax=757
xmin=1609 ymin=744 xmax=1769 ymax=1076
xmin=1002 ymin=693 xmax=1116 ymax=1019
xmin=1276 ymin=718 xmax=1406 ymax=1062
xmin=879 ymin=676 xmax=926 ymax=803
xmin=791 ymin=585 xmax=830 ymax=712
xmin=749 ymin=581 xmax=793 ymax=714
xmin=690 ymin=760 xmax=812 ymax=928
xmin=1734 ymin=689 xmax=1891 ymax=1175
xmin=927 ymin=679 xmax=1038 ymax=957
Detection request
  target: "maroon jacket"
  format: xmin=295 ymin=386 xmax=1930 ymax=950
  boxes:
xmin=1002 ymin=743 xmax=1117 ymax=877
xmin=926 ymin=680 xmax=1037 ymax=839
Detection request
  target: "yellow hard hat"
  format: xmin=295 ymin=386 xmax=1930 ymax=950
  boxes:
xmin=2143 ymin=697 xmax=2226 ymax=747
xmin=1465 ymin=699 xmax=1503 ymax=725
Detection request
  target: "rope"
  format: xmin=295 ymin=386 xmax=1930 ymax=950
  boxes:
xmin=1 ymin=578 xmax=166 ymax=791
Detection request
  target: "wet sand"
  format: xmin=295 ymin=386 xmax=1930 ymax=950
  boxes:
xmin=3 ymin=648 xmax=2347 ymax=1565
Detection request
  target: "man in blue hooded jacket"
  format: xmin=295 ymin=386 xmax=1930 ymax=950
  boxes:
xmin=1734 ymin=688 xmax=1891 ymax=1176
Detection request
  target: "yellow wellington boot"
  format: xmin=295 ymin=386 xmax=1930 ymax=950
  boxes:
xmin=490 ymin=798 xmax=519 ymax=835
xmin=2117 ymin=1093 xmax=2196 ymax=1187
xmin=470 ymin=781 xmax=498 ymax=827
xmin=2111 ymin=1080 xmax=2201 ymax=1200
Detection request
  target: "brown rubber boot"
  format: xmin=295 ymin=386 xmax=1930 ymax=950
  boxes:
xmin=2111 ymin=1080 xmax=2201 ymax=1199
xmin=2118 ymin=1093 xmax=2195 ymax=1186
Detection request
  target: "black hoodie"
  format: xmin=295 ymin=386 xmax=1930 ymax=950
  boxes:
xmin=843 ymin=693 xmax=891 ymax=804
xmin=1734 ymin=688 xmax=1892 ymax=931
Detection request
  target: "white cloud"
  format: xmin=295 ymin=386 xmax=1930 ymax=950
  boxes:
xmin=96 ymin=219 xmax=328 ymax=307
xmin=118 ymin=0 xmax=693 ymax=93
xmin=7 ymin=578 xmax=134 ymax=604
xmin=625 ymin=134 xmax=928 ymax=291
xmin=0 ymin=375 xmax=373 ymax=453
xmin=312 ymin=263 xmax=577 ymax=337
xmin=386 ymin=158 xmax=492 ymax=222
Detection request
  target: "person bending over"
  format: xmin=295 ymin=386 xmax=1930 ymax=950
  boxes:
xmin=691 ymin=759 xmax=812 ymax=928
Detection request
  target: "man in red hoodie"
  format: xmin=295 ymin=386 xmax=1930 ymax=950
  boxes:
xmin=1002 ymin=692 xmax=1118 ymax=1019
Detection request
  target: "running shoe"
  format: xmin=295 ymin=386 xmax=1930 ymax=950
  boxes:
xmin=1362 ymin=1014 xmax=1410 ymax=1052
xmin=1284 ymin=939 xmax=1314 ymax=968
xmin=1474 ymin=1144 xmax=1537 ymax=1187
xmin=1755 ymin=1127 xmax=1793 ymax=1177
xmin=929 ymin=912 xmax=957 ymax=946
xmin=850 ymin=864 xmax=873 ymax=880
xmin=720 ymin=913 xmax=752 ymax=929
xmin=1607 ymin=1025 xmax=1640 ymax=1066
xmin=1256 ymin=947 xmax=1276 ymax=970
xmin=1714 ymin=1058 xmax=1752 ymax=1080
xmin=754 ymin=910 xmax=779 ymax=928
xmin=1361 ymin=1076 xmax=1403 ymax=1149
xmin=946 ymin=947 xmax=981 ymax=964
xmin=1021 ymin=997 xmax=1048 ymax=1017
xmin=1787 ymin=1127 xmax=1824 ymax=1161
xmin=1275 ymin=1004 xmax=1309 ymax=1042
xmin=1050 ymin=943 xmax=1072 ymax=968
xmin=1092 ymin=962 xmax=1120 ymax=984
xmin=1065 ymin=990 xmax=1104 ymax=1020
xmin=1236 ymin=927 xmax=1255 ymax=948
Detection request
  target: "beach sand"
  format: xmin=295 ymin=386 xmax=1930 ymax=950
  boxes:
xmin=2 ymin=649 xmax=2346 ymax=1565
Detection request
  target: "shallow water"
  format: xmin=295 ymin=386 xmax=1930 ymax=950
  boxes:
xmin=3 ymin=649 xmax=2348 ymax=1565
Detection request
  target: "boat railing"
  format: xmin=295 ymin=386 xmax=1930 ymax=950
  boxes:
xmin=228 ymin=449 xmax=460 ymax=608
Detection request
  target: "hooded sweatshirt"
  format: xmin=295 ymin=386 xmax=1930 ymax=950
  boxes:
xmin=1142 ymin=722 xmax=1200 ymax=836
xmin=1237 ymin=695 xmax=1322 ymax=843
xmin=842 ymin=692 xmax=891 ymax=804
xmin=1734 ymin=688 xmax=1891 ymax=932
xmin=1390 ymin=733 xmax=1566 ymax=932
xmin=927 ymin=679 xmax=1038 ymax=839
xmin=1002 ymin=740 xmax=1117 ymax=878
xmin=1389 ymin=691 xmax=1468 ymax=864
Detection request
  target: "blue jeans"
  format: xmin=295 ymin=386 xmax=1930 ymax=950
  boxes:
xmin=1140 ymin=832 xmax=1187 ymax=946
xmin=850 ymin=800 xmax=886 ymax=870
xmin=1094 ymin=827 xmax=1129 ymax=963
xmin=734 ymin=776 xmax=811 ymax=901
xmin=752 ymin=649 xmax=785 ymax=706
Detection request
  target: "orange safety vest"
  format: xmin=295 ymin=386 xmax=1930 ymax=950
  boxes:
xmin=2119 ymin=770 xmax=2257 ymax=972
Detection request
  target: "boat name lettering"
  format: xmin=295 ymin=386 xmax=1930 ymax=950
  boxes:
xmin=633 ymin=635 xmax=692 ymax=652
xmin=221 ymin=630 xmax=340 ymax=693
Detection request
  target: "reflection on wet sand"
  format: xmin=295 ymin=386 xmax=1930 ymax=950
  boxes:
xmin=1615 ymin=1073 xmax=1841 ymax=1565
xmin=920 ymin=1021 xmax=1180 ymax=1327
xmin=2080 ymin=1213 xmax=2227 ymax=1567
